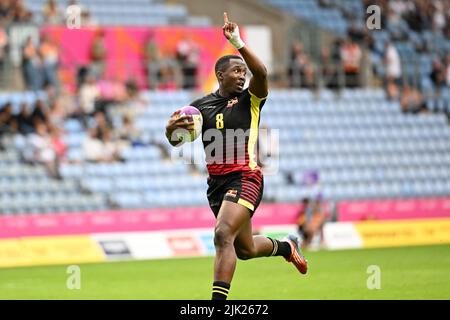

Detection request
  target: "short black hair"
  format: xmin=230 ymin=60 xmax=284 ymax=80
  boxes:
xmin=215 ymin=55 xmax=244 ymax=74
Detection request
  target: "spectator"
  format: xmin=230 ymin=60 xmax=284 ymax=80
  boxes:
xmin=295 ymin=197 xmax=326 ymax=250
xmin=58 ymin=86 xmax=81 ymax=120
xmin=384 ymin=42 xmax=402 ymax=81
xmin=117 ymin=114 xmax=143 ymax=147
xmin=97 ymin=77 xmax=127 ymax=104
xmin=340 ymin=37 xmax=362 ymax=87
xmin=48 ymin=98 xmax=66 ymax=129
xmin=50 ymin=125 xmax=67 ymax=162
xmin=38 ymin=34 xmax=60 ymax=91
xmin=157 ymin=64 xmax=181 ymax=91
xmin=28 ymin=122 xmax=61 ymax=179
xmin=386 ymin=76 xmax=401 ymax=101
xmin=81 ymin=9 xmax=97 ymax=28
xmin=30 ymin=99 xmax=49 ymax=125
xmin=320 ymin=47 xmax=339 ymax=89
xmin=331 ymin=38 xmax=343 ymax=63
xmin=92 ymin=110 xmax=112 ymax=140
xmin=79 ymin=73 xmax=100 ymax=115
xmin=42 ymin=0 xmax=63 ymax=25
xmin=400 ymin=84 xmax=427 ymax=113
xmin=0 ymin=0 xmax=13 ymax=26
xmin=124 ymin=79 xmax=145 ymax=106
xmin=432 ymin=0 xmax=446 ymax=33
xmin=82 ymin=127 xmax=104 ymax=162
xmin=384 ymin=41 xmax=402 ymax=99
xmin=348 ymin=21 xmax=366 ymax=44
xmin=82 ymin=127 xmax=120 ymax=163
xmin=22 ymin=36 xmax=42 ymax=91
xmin=121 ymin=79 xmax=149 ymax=118
xmin=430 ymin=58 xmax=446 ymax=91
xmin=404 ymin=0 xmax=434 ymax=33
xmin=114 ymin=79 xmax=149 ymax=120
xmin=144 ymin=32 xmax=164 ymax=89
xmin=91 ymin=77 xmax=126 ymax=116
xmin=89 ymin=29 xmax=106 ymax=79
xmin=0 ymin=102 xmax=14 ymax=139
xmin=175 ymin=35 xmax=199 ymax=89
xmin=288 ymin=40 xmax=315 ymax=88
xmin=12 ymin=0 xmax=32 ymax=23
xmin=101 ymin=128 xmax=121 ymax=162
xmin=76 ymin=65 xmax=89 ymax=89
xmin=14 ymin=102 xmax=34 ymax=135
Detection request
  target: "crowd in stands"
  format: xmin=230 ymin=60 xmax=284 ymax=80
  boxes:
xmin=0 ymin=76 xmax=152 ymax=178
xmin=288 ymin=36 xmax=364 ymax=89
xmin=0 ymin=0 xmax=33 ymax=25
xmin=0 ymin=0 xmax=201 ymax=175
xmin=0 ymin=0 xmax=201 ymax=91
xmin=2 ymin=0 xmax=450 ymax=180
xmin=144 ymin=33 xmax=200 ymax=90
xmin=364 ymin=0 xmax=450 ymax=37
xmin=373 ymin=0 xmax=450 ymax=113
xmin=286 ymin=0 xmax=450 ymax=114
xmin=1 ymin=41 xmax=157 ymax=177
xmin=0 ymin=96 xmax=66 ymax=178
xmin=1 ymin=0 xmax=449 ymax=94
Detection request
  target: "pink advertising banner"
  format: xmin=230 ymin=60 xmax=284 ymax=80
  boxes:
xmin=3 ymin=198 xmax=448 ymax=239
xmin=338 ymin=197 xmax=450 ymax=221
xmin=0 ymin=204 xmax=299 ymax=239
xmin=41 ymin=26 xmax=241 ymax=92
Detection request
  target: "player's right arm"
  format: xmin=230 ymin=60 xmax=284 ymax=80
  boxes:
xmin=223 ymin=12 xmax=268 ymax=99
xmin=165 ymin=110 xmax=194 ymax=147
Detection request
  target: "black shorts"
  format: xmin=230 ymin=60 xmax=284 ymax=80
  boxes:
xmin=206 ymin=170 xmax=264 ymax=217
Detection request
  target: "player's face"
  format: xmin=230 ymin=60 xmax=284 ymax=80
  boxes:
xmin=220 ymin=60 xmax=247 ymax=94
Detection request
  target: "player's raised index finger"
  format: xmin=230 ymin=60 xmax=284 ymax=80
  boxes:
xmin=223 ymin=12 xmax=229 ymax=24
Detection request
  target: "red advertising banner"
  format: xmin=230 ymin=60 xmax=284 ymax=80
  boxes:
xmin=41 ymin=26 xmax=240 ymax=92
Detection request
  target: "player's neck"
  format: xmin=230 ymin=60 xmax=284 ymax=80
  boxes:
xmin=218 ymin=87 xmax=234 ymax=98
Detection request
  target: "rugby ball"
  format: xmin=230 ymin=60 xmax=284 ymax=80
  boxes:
xmin=176 ymin=106 xmax=203 ymax=142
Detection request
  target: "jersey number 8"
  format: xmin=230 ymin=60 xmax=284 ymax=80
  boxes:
xmin=216 ymin=113 xmax=224 ymax=129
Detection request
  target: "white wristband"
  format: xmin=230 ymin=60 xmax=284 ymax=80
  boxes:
xmin=228 ymin=25 xmax=245 ymax=50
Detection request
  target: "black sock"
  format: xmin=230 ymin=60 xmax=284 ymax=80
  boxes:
xmin=212 ymin=281 xmax=230 ymax=300
xmin=268 ymin=238 xmax=291 ymax=258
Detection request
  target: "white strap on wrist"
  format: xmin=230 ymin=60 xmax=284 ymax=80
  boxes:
xmin=228 ymin=25 xmax=245 ymax=50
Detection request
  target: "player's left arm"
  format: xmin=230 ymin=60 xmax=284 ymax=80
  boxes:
xmin=223 ymin=12 xmax=268 ymax=99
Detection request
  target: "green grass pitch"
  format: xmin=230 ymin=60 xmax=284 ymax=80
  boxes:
xmin=1 ymin=244 xmax=449 ymax=300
